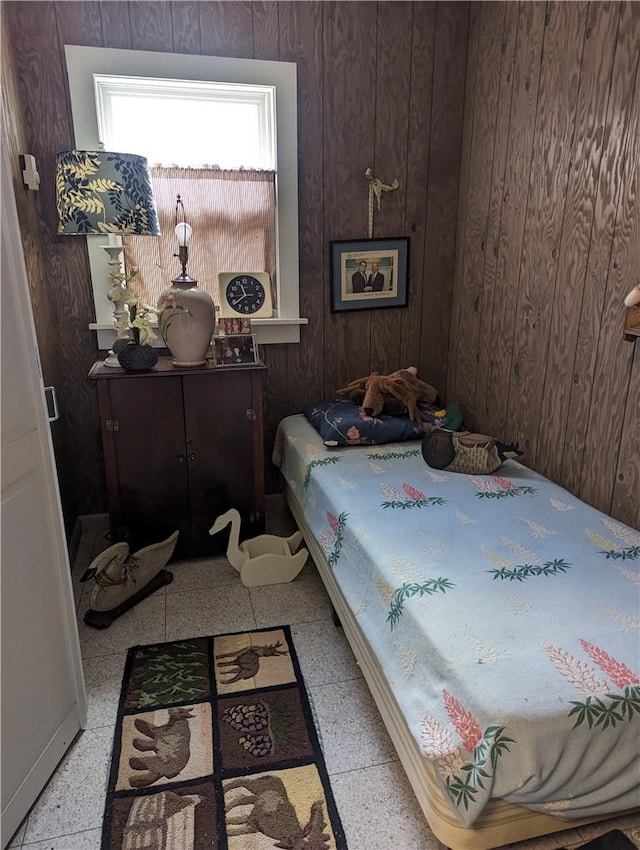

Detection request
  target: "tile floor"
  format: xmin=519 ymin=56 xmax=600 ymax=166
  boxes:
xmin=8 ymin=496 xmax=639 ymax=850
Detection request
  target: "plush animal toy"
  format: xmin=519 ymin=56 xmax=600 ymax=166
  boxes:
xmin=337 ymin=367 xmax=439 ymax=423
xmin=421 ymin=429 xmax=522 ymax=474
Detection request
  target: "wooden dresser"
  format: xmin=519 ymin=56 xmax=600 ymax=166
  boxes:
xmin=89 ymin=358 xmax=266 ymax=558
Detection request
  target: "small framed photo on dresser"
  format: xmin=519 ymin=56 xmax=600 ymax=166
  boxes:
xmin=213 ymin=334 xmax=259 ymax=366
xmin=219 ymin=317 xmax=252 ymax=336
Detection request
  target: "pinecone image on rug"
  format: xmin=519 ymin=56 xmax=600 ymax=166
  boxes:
xmin=222 ymin=701 xmax=273 ymax=757
xmin=222 ymin=698 xmax=301 ymax=759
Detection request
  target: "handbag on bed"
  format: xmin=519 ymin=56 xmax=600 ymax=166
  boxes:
xmin=421 ymin=429 xmax=522 ymax=474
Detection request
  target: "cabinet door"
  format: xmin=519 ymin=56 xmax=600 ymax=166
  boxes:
xmin=183 ymin=372 xmax=262 ymax=554
xmin=109 ymin=376 xmax=191 ymax=554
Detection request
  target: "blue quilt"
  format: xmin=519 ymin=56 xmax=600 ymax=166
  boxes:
xmin=273 ymin=415 xmax=640 ymax=827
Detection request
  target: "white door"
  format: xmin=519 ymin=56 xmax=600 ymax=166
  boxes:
xmin=0 ymin=144 xmax=86 ymax=847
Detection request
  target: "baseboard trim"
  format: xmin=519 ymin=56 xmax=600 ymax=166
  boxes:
xmin=68 ymin=518 xmax=83 ymax=567
xmin=78 ymin=512 xmax=110 ymax=532
xmin=68 ymin=514 xmax=110 ymax=565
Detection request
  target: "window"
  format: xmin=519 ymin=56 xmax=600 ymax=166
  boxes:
xmin=95 ymin=75 xmax=277 ymax=317
xmin=64 ymin=45 xmax=304 ymax=345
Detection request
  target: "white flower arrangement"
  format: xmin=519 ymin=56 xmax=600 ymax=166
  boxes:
xmin=108 ymin=266 xmax=158 ymax=346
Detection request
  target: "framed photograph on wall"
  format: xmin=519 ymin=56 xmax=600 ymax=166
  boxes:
xmin=213 ymin=334 xmax=259 ymax=366
xmin=330 ymin=237 xmax=409 ymax=312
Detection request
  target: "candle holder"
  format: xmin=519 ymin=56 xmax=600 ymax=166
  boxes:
xmin=157 ymin=195 xmax=216 ymax=367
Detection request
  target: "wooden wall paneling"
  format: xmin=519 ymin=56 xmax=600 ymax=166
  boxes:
xmin=46 ymin=244 xmax=105 ymax=515
xmin=560 ymin=2 xmax=640 ymax=495
xmin=128 ymin=1 xmax=174 ymax=52
xmin=535 ymin=1 xmax=620 ymax=479
xmin=444 ymin=2 xmax=479 ymax=406
xmin=579 ymin=55 xmax=640 ymax=513
xmin=99 ymin=1 xmax=132 ymax=50
xmin=1 ymin=7 xmax=72 ymax=527
xmin=280 ymin=2 xmax=325 ymax=412
xmin=56 ymin=1 xmax=104 ymax=47
xmin=11 ymin=3 xmax=72 ymax=240
xmin=53 ymin=3 xmax=106 ymax=515
xmin=369 ymin=2 xmax=412 ymax=376
xmin=418 ymin=2 xmax=468 ymax=396
xmin=611 ymin=340 xmax=640 ymax=529
xmin=54 ymin=0 xmax=104 ymax=180
xmin=504 ymin=1 xmax=587 ymax=455
xmin=473 ymin=3 xmax=518 ymax=424
xmin=400 ymin=2 xmax=435 ymax=375
xmin=1 ymin=11 xmax=55 ymax=377
xmin=322 ymin=2 xmax=377 ymax=396
xmin=447 ymin=2 xmax=506 ymax=424
xmin=199 ymin=1 xmax=253 ymax=57
xmin=170 ymin=2 xmax=203 ymax=54
xmin=482 ymin=1 xmax=546 ymax=438
xmin=252 ymin=1 xmax=280 ymax=60
xmin=9 ymin=2 xmax=104 ymax=519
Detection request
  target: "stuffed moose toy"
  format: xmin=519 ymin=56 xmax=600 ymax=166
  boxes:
xmin=337 ymin=367 xmax=439 ymax=423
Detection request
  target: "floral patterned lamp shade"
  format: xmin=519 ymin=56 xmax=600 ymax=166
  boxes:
xmin=56 ymin=150 xmax=160 ymax=369
xmin=55 ymin=149 xmax=160 ymax=236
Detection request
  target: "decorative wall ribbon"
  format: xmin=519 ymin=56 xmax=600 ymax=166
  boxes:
xmin=365 ymin=168 xmax=399 ymax=238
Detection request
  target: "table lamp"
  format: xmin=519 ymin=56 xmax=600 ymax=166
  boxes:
xmin=55 ymin=149 xmax=160 ymax=365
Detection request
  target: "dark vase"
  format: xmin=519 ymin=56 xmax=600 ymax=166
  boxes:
xmin=117 ymin=343 xmax=159 ymax=372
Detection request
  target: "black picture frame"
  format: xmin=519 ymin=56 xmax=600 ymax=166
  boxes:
xmin=330 ymin=237 xmax=409 ymax=312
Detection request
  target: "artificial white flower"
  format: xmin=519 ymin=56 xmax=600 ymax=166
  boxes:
xmin=115 ymin=313 xmax=130 ymax=332
xmin=136 ymin=324 xmax=157 ymax=345
xmin=108 ymin=285 xmax=136 ymax=304
xmin=106 ymin=259 xmax=159 ymax=347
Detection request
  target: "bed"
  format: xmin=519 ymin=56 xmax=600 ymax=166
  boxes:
xmin=273 ymin=413 xmax=640 ymax=850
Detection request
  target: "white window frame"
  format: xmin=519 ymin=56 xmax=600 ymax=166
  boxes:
xmin=64 ymin=45 xmax=306 ymax=346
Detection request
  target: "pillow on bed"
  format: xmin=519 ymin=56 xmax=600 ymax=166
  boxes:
xmin=302 ymin=399 xmax=463 ymax=447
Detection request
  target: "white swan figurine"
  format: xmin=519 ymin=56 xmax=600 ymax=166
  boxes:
xmin=209 ymin=509 xmax=309 ymax=587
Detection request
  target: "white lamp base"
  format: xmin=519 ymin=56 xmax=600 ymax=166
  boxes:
xmin=103 ymin=350 xmax=122 ymax=368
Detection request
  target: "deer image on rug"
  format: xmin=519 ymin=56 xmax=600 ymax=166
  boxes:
xmin=216 ymin=640 xmax=289 ymax=684
xmin=129 ymin=707 xmax=194 ymax=788
xmin=224 ymin=773 xmax=331 ymax=849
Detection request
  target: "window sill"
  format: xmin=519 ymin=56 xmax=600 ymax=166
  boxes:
xmin=90 ymin=317 xmax=308 ymax=348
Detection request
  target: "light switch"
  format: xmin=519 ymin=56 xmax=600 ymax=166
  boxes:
xmin=20 ymin=154 xmax=40 ymax=191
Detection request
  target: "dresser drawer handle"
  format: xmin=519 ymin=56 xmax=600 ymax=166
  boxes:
xmin=189 ymin=452 xmax=196 ymax=462
xmin=177 ymin=455 xmax=185 ymax=464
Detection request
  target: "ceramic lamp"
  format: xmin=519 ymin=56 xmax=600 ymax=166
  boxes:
xmin=157 ymin=201 xmax=215 ymax=367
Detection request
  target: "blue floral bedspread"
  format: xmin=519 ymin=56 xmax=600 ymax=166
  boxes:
xmin=273 ymin=415 xmax=640 ymax=827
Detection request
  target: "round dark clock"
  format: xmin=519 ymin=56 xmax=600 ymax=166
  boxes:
xmin=225 ymin=275 xmax=266 ymax=314
xmin=217 ymin=272 xmax=273 ymax=319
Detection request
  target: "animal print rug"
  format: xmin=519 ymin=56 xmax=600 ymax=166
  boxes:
xmin=102 ymin=626 xmax=347 ymax=849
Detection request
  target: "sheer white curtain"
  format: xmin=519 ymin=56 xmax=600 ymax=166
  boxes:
xmin=124 ymin=166 xmax=277 ymax=309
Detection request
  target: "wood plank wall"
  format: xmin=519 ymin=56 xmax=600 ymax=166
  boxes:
xmin=2 ymin=1 xmax=469 ymax=523
xmin=448 ymin=1 xmax=640 ymax=529
xmin=1 ymin=7 xmax=78 ymax=531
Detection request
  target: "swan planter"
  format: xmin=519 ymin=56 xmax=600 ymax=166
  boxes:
xmin=209 ymin=509 xmax=309 ymax=587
